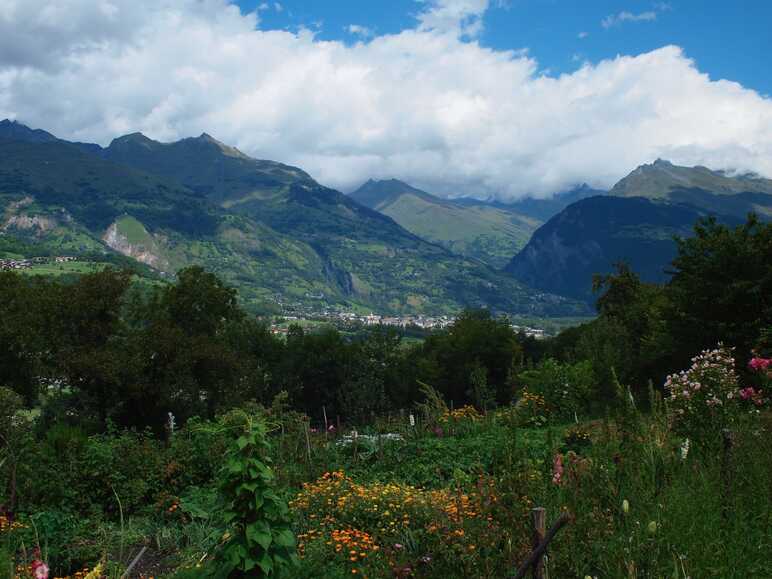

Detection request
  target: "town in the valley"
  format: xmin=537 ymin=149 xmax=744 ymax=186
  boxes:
xmin=266 ymin=310 xmax=547 ymax=338
xmin=0 ymin=255 xmax=77 ymax=271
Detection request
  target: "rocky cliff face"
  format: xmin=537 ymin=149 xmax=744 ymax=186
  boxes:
xmin=3 ymin=213 xmax=57 ymax=234
xmin=102 ymin=221 xmax=167 ymax=269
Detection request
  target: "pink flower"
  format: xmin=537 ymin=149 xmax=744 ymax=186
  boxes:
xmin=394 ymin=543 xmax=404 ymax=550
xmin=749 ymin=357 xmax=771 ymax=371
xmin=740 ymin=387 xmax=755 ymax=401
xmin=552 ymin=453 xmax=564 ymax=485
xmin=327 ymin=424 xmax=335 ymax=432
xmin=31 ymin=560 xmax=49 ymax=579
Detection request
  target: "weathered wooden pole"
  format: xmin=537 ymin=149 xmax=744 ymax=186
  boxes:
xmin=721 ymin=429 xmax=734 ymax=523
xmin=531 ymin=507 xmax=547 ymax=579
xmin=514 ymin=512 xmax=571 ymax=579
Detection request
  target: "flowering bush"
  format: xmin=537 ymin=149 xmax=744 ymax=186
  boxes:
xmin=665 ymin=346 xmax=765 ymax=445
xmin=438 ymin=406 xmax=481 ymax=424
xmin=290 ymin=471 xmax=503 ymax=577
xmin=514 ymin=390 xmax=548 ymax=427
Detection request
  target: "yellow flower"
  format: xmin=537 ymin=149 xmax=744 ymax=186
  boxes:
xmin=84 ymin=563 xmax=104 ymax=579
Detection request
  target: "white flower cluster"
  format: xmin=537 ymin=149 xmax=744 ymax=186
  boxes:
xmin=335 ymin=433 xmax=404 ymax=447
xmin=664 ymin=346 xmax=739 ymax=411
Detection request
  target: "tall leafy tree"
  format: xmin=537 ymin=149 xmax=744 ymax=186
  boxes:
xmin=46 ymin=269 xmax=133 ymax=424
xmin=0 ymin=273 xmax=45 ymax=402
xmin=162 ymin=266 xmax=243 ymax=337
xmin=417 ymin=310 xmax=522 ymax=407
xmin=666 ymin=214 xmax=772 ymax=364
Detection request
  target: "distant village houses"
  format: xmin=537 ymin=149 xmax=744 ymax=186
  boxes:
xmin=0 ymin=256 xmax=77 ymax=271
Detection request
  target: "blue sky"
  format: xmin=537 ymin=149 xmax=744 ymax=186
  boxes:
xmin=3 ymin=0 xmax=772 ymax=198
xmin=238 ymin=0 xmax=772 ymax=97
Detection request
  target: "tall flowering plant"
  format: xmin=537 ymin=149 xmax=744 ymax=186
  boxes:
xmin=665 ymin=346 xmax=768 ymax=448
xmin=743 ymin=353 xmax=771 ymax=407
xmin=664 ymin=346 xmax=747 ymax=445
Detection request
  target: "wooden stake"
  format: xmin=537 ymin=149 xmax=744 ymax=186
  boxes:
xmin=721 ymin=429 xmax=734 ymax=523
xmin=514 ymin=512 xmax=571 ymax=579
xmin=531 ymin=507 xmax=547 ymax=579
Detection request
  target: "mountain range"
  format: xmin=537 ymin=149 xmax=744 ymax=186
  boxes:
xmin=349 ymin=179 xmax=600 ymax=268
xmin=0 ymin=120 xmax=584 ymax=316
xmin=5 ymin=118 xmax=770 ymax=315
xmin=506 ymin=159 xmax=772 ymax=301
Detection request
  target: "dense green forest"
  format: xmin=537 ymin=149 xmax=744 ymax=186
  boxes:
xmin=0 ymin=215 xmax=770 ymax=578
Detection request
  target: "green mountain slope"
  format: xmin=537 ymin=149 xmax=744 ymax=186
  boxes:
xmin=0 ymin=137 xmax=333 ymax=308
xmin=610 ymin=159 xmax=772 ymax=218
xmin=349 ymin=179 xmax=540 ymax=268
xmin=1 ymin=122 xmax=587 ymax=316
xmin=102 ymin=132 xmax=317 ymax=205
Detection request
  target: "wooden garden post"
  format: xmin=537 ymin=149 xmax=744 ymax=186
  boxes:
xmin=721 ymin=429 xmax=734 ymax=523
xmin=531 ymin=507 xmax=547 ymax=579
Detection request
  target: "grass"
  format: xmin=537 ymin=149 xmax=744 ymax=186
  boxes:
xmin=21 ymin=260 xmax=115 ymax=276
xmin=114 ymin=215 xmax=154 ymax=246
xmin=365 ymin=186 xmax=541 ymax=268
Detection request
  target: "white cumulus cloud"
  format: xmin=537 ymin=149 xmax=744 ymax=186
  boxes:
xmin=0 ymin=0 xmax=771 ymax=200
xmin=347 ymin=24 xmax=374 ymax=39
xmin=602 ymin=10 xmax=658 ymax=29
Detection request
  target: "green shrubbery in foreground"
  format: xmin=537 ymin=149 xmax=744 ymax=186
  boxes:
xmin=0 ymin=215 xmax=769 ymax=577
xmin=0 ymin=356 xmax=770 ymax=578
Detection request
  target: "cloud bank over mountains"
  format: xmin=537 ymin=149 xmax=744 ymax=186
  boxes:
xmin=1 ymin=0 xmax=771 ymax=199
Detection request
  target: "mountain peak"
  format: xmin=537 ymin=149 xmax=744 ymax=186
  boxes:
xmin=0 ymin=119 xmax=58 ymax=143
xmin=180 ymin=132 xmax=251 ymax=160
xmin=350 ymin=178 xmax=438 ymax=210
xmin=611 ymin=159 xmax=772 ymax=200
xmin=109 ymin=132 xmax=159 ymax=149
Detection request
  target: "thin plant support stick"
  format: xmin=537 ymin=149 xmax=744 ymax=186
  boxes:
xmin=514 ymin=512 xmax=571 ymax=579
xmin=112 ymin=486 xmax=125 ymax=565
xmin=323 ymin=406 xmax=329 ymax=439
xmin=304 ymin=420 xmax=312 ymax=464
xmin=121 ymin=545 xmax=148 ymax=579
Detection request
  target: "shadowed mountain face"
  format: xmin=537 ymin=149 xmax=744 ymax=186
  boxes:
xmin=505 ymin=161 xmax=770 ymax=302
xmin=0 ymin=121 xmax=588 ymax=316
xmin=0 ymin=119 xmax=58 ymax=143
xmin=102 ymin=132 xmax=317 ymax=205
xmin=349 ymin=179 xmax=542 ymax=268
xmin=505 ymin=196 xmax=709 ymax=300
